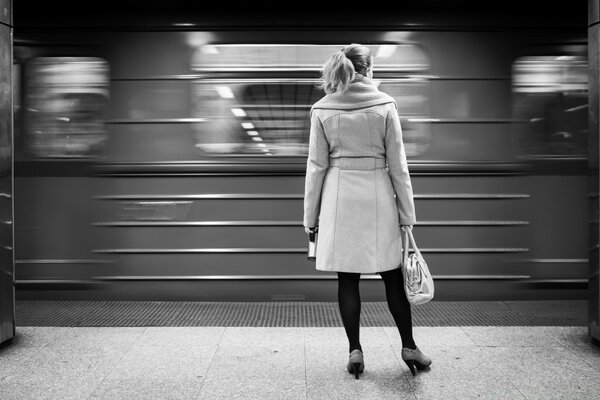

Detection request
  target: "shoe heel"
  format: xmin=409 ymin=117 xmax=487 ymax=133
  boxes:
xmin=404 ymin=359 xmax=416 ymax=376
xmin=414 ymin=360 xmax=430 ymax=371
xmin=351 ymin=362 xmax=362 ymax=379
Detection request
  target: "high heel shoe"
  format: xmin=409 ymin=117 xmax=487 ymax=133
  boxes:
xmin=401 ymin=346 xmax=432 ymax=376
xmin=346 ymin=349 xmax=364 ymax=379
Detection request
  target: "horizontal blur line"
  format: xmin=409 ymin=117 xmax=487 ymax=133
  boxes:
xmin=92 ymin=220 xmax=529 ymax=227
xmin=107 ymin=118 xmax=207 ymax=124
xmin=105 ymin=118 xmax=518 ymax=125
xmin=513 ymin=258 xmax=588 ymax=264
xmin=107 ymin=76 xmax=510 ymax=82
xmin=92 ymin=274 xmax=531 ymax=281
xmin=193 ymin=67 xmax=323 ymax=72
xmin=416 ymin=194 xmax=529 ymax=199
xmin=193 ymin=78 xmax=320 ymax=84
xmin=191 ymin=78 xmax=432 ymax=84
xmin=0 ymin=193 xmax=12 ymax=198
xmin=526 ymin=279 xmax=588 ymax=284
xmin=91 ymin=248 xmax=306 ymax=254
xmin=111 ymin=75 xmax=206 ymax=81
xmin=16 ymin=259 xmax=114 ymax=264
xmin=236 ymin=104 xmax=312 ymax=109
xmin=192 ymin=67 xmax=428 ymax=73
xmin=431 ymin=77 xmax=510 ymax=81
xmin=93 ymin=221 xmax=302 ymax=227
xmin=92 ymin=193 xmax=530 ymax=200
xmin=427 ymin=119 xmax=516 ymax=124
xmin=402 ymin=220 xmax=528 ymax=226
xmin=91 ymin=248 xmax=529 ymax=254
xmin=93 ymin=194 xmax=303 ymax=200
xmin=15 ymin=274 xmax=531 ymax=283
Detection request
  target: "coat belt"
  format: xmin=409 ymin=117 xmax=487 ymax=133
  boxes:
xmin=329 ymin=157 xmax=387 ymax=170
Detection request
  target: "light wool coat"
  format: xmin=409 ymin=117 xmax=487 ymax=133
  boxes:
xmin=303 ymin=75 xmax=416 ymax=273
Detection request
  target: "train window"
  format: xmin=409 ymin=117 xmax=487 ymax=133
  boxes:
xmin=511 ymin=55 xmax=588 ymax=158
xmin=191 ymin=44 xmax=431 ymax=157
xmin=23 ymin=57 xmax=109 ymax=158
xmin=192 ymin=44 xmax=429 ymax=72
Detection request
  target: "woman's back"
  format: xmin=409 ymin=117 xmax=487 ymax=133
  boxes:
xmin=305 ymin=74 xmax=415 ymax=273
xmin=312 ymin=102 xmax=394 ymax=160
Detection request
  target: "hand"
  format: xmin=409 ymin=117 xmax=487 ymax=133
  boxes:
xmin=400 ymin=225 xmax=413 ymax=231
xmin=305 ymin=226 xmax=317 ymax=235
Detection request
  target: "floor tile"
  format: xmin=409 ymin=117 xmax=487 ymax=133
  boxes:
xmin=304 ymin=327 xmax=389 ymax=351
xmin=197 ymin=376 xmax=307 ymax=400
xmin=134 ymin=327 xmax=224 ymax=348
xmin=304 ymin=327 xmax=347 ymax=349
xmin=400 ymin=346 xmax=526 ymax=400
xmin=104 ymin=344 xmax=217 ymax=380
xmin=545 ymin=326 xmax=594 ymax=347
xmin=482 ymin=346 xmax=600 ymax=400
xmin=89 ymin=344 xmax=217 ymax=400
xmin=563 ymin=343 xmax=600 ymax=371
xmin=207 ymin=340 xmax=304 ymax=381
xmin=218 ymin=327 xmax=304 ymax=348
xmin=384 ymin=326 xmax=477 ymax=348
xmin=9 ymin=326 xmax=61 ymax=347
xmin=461 ymin=326 xmax=563 ymax=347
xmin=44 ymin=327 xmax=147 ymax=350
xmin=306 ymin=374 xmax=414 ymax=400
xmin=0 ymin=345 xmax=40 ymax=380
xmin=89 ymin=376 xmax=204 ymax=400
xmin=0 ymin=347 xmax=119 ymax=400
xmin=0 ymin=373 xmax=105 ymax=400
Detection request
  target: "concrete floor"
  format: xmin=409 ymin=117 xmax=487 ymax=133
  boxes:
xmin=0 ymin=325 xmax=599 ymax=399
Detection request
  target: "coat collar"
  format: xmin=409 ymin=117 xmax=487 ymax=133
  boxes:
xmin=311 ymin=74 xmax=396 ymax=112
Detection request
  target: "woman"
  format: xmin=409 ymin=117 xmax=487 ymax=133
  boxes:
xmin=303 ymin=43 xmax=431 ymax=378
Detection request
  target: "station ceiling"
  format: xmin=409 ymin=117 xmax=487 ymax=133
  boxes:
xmin=12 ymin=0 xmax=587 ymax=29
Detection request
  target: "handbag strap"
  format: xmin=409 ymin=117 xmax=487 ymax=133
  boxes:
xmin=407 ymin=229 xmax=423 ymax=259
xmin=402 ymin=228 xmax=423 ymax=264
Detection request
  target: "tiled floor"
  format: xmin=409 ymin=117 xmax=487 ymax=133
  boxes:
xmin=1 ymin=325 xmax=599 ymax=399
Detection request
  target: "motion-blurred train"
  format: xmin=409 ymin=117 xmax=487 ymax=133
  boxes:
xmin=11 ymin=2 xmax=590 ymax=301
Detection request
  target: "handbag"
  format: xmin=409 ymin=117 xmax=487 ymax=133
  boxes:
xmin=401 ymin=228 xmax=434 ymax=305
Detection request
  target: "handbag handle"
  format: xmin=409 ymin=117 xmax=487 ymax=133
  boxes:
xmin=402 ymin=228 xmax=423 ymax=265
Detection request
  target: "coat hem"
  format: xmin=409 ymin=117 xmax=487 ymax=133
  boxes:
xmin=316 ymin=264 xmax=401 ymax=274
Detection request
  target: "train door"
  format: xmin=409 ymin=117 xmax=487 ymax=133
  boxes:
xmin=0 ymin=0 xmax=14 ymax=346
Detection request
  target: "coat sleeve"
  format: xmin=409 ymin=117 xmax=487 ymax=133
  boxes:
xmin=303 ymin=110 xmax=330 ymax=228
xmin=384 ymin=103 xmax=417 ymax=225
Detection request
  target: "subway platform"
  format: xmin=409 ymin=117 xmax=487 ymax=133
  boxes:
xmin=1 ymin=300 xmax=599 ymax=400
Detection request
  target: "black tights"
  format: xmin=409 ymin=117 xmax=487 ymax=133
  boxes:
xmin=337 ymin=269 xmax=416 ymax=353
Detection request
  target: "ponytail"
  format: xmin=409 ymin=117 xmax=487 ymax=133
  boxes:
xmin=319 ymin=51 xmax=356 ymax=94
xmin=318 ymin=44 xmax=373 ymax=94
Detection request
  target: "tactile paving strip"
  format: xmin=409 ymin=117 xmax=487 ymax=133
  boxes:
xmin=15 ymin=300 xmax=587 ymax=327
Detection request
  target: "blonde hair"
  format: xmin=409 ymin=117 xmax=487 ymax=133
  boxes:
xmin=319 ymin=43 xmax=372 ymax=94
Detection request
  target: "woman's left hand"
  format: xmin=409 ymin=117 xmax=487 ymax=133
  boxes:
xmin=305 ymin=226 xmax=317 ymax=235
